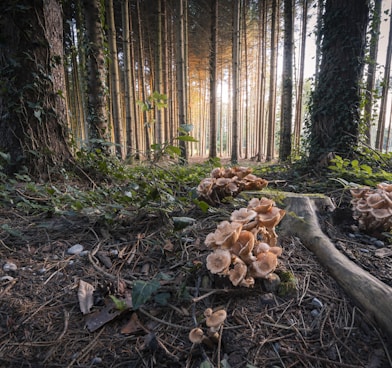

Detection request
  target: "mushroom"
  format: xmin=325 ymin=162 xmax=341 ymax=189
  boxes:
xmin=231 ymin=230 xmax=256 ymax=264
xmin=214 ymin=221 xmax=242 ymax=248
xmin=210 ymin=167 xmax=224 ymax=178
xmin=197 ymin=177 xmax=216 ymax=197
xmin=248 ymin=197 xmax=275 ymax=214
xmin=206 ymin=249 xmax=231 ymax=275
xmin=204 ymin=308 xmax=227 ymax=332
xmin=242 ymin=174 xmax=268 ymax=190
xmin=257 ymin=207 xmax=285 ymax=228
xmin=239 ymin=276 xmax=255 ymax=288
xmin=253 ymin=242 xmax=271 ymax=256
xmin=188 ymin=328 xmax=214 ymax=348
xmin=228 ymin=256 xmax=248 ymax=286
xmin=230 ymin=207 xmax=258 ymax=225
xmin=250 ymin=251 xmax=278 ymax=279
xmin=232 ymin=166 xmax=253 ymax=179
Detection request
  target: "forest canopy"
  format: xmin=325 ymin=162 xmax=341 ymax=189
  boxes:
xmin=0 ymin=0 xmax=390 ymax=177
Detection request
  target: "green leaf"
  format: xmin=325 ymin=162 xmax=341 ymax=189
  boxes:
xmin=176 ymin=135 xmax=198 ymax=142
xmin=165 ymin=145 xmax=181 ymax=156
xmin=194 ymin=199 xmax=210 ymax=213
xmin=154 ymin=292 xmax=170 ymax=306
xmin=132 ymin=279 xmax=160 ymax=310
xmin=109 ymin=295 xmax=128 ymax=311
xmin=200 ymin=361 xmax=213 ymax=368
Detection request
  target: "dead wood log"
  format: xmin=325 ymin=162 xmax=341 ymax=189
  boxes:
xmin=279 ymin=193 xmax=392 ymax=339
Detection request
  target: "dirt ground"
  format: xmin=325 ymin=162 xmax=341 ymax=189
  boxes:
xmin=0 ymin=167 xmax=392 ymax=368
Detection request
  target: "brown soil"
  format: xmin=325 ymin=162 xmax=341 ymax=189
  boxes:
xmin=0 ymin=168 xmax=392 ymax=368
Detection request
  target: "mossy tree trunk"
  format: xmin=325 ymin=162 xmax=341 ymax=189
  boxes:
xmin=0 ymin=0 xmax=72 ymax=179
xmin=309 ymin=0 xmax=369 ymax=163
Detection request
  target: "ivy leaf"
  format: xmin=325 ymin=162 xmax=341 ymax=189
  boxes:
xmin=132 ymin=279 xmax=160 ymax=310
xmin=176 ymin=135 xmax=198 ymax=142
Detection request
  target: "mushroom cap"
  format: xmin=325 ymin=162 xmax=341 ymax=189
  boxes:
xmin=206 ymin=248 xmax=232 ymax=274
xmin=377 ymin=182 xmax=392 ymax=192
xmin=248 ymin=197 xmax=275 ymax=213
xmin=204 ymin=309 xmax=227 ymax=329
xmin=189 ymin=328 xmax=205 ymax=344
xmin=231 ymin=230 xmax=255 ymax=257
xmin=268 ymin=246 xmax=283 ymax=257
xmin=350 ymin=187 xmax=370 ymax=199
xmin=230 ymin=208 xmax=258 ymax=224
xmin=250 ymin=251 xmax=278 ymax=279
xmin=210 ymin=167 xmax=224 ymax=178
xmin=216 ymin=177 xmax=233 ymax=187
xmin=239 ymin=276 xmax=255 ymax=288
xmin=214 ymin=221 xmax=242 ymax=248
xmin=197 ymin=178 xmax=216 ymax=196
xmin=253 ymin=242 xmax=270 ymax=255
xmin=232 ymin=166 xmax=253 ymax=179
xmin=366 ymin=192 xmax=386 ymax=209
xmin=229 ymin=259 xmax=248 ymax=286
xmin=370 ymin=207 xmax=392 ymax=219
xmin=257 ymin=207 xmax=285 ymax=228
xmin=204 ymin=232 xmax=218 ymax=249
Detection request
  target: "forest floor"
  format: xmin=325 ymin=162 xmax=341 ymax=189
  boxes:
xmin=0 ymin=159 xmax=392 ymax=368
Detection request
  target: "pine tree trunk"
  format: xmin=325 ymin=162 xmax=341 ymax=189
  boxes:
xmin=293 ymin=0 xmax=308 ymax=153
xmin=375 ymin=1 xmax=392 ymax=151
xmin=209 ymin=0 xmax=218 ymax=158
xmin=363 ymin=0 xmax=381 ymax=145
xmin=279 ymin=0 xmax=293 ymax=162
xmin=231 ymin=0 xmax=241 ymax=164
xmin=106 ymin=0 xmax=124 ymax=158
xmin=0 ymin=0 xmax=72 ymax=178
xmin=83 ymin=0 xmax=110 ymax=148
xmin=266 ymin=0 xmax=279 ymax=162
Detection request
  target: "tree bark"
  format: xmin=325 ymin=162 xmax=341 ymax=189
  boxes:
xmin=309 ymin=0 xmax=369 ymax=163
xmin=279 ymin=0 xmax=293 ymax=162
xmin=280 ymin=194 xmax=392 ymax=340
xmin=0 ymin=0 xmax=72 ymax=178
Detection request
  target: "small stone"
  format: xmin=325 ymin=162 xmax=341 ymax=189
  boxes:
xmin=348 ymin=233 xmax=356 ymax=239
xmin=311 ymin=297 xmax=323 ymax=309
xmin=67 ymin=244 xmax=84 ymax=255
xmin=3 ymin=262 xmax=17 ymax=272
xmin=38 ymin=267 xmax=47 ymax=274
xmin=311 ymin=309 xmax=320 ymax=317
xmin=373 ymin=240 xmax=385 ymax=248
xmin=79 ymin=250 xmax=90 ymax=257
xmin=109 ymin=249 xmax=118 ymax=257
xmin=91 ymin=357 xmax=102 ymax=364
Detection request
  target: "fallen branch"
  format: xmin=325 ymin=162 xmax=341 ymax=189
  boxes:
xmin=280 ymin=193 xmax=392 ymax=340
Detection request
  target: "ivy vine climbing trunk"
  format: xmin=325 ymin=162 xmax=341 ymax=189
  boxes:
xmin=309 ymin=0 xmax=369 ymax=164
xmin=83 ymin=0 xmax=110 ymax=149
xmin=0 ymin=0 xmax=72 ymax=179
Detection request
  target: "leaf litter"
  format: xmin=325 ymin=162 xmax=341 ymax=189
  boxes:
xmin=0 ymin=176 xmax=391 ymax=368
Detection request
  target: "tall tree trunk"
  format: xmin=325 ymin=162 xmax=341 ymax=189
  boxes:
xmin=155 ymin=0 xmax=164 ymax=145
xmin=242 ymin=3 xmax=250 ymax=159
xmin=314 ymin=0 xmax=324 ymax=86
xmin=375 ymin=0 xmax=392 ymax=151
xmin=209 ymin=0 xmax=218 ymax=158
xmin=122 ymin=0 xmax=136 ymax=161
xmin=309 ymin=0 xmax=369 ymax=164
xmin=136 ymin=0 xmax=150 ymax=158
xmin=0 ymin=0 xmax=72 ymax=178
xmin=294 ymin=0 xmax=308 ymax=153
xmin=279 ymin=0 xmax=293 ymax=162
xmin=231 ymin=0 xmax=241 ymax=164
xmin=266 ymin=0 xmax=279 ymax=162
xmin=257 ymin=1 xmax=267 ymax=162
xmin=364 ymin=0 xmax=381 ymax=145
xmin=106 ymin=0 xmax=124 ymax=158
xmin=176 ymin=0 xmax=188 ymax=163
xmin=83 ymin=0 xmax=110 ymax=148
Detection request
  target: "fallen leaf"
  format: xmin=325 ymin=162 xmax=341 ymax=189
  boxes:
xmin=120 ymin=312 xmax=143 ymax=334
xmin=85 ymin=302 xmax=122 ymax=332
xmin=163 ymin=239 xmax=174 ymax=252
xmin=374 ymin=248 xmax=392 ymax=258
xmin=78 ymin=280 xmax=95 ymax=315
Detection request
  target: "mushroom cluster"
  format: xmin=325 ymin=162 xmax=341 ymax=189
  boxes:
xmin=350 ymin=183 xmax=392 ymax=232
xmin=205 ymin=197 xmax=285 ymax=287
xmin=189 ymin=308 xmax=227 ymax=348
xmin=197 ymin=166 xmax=268 ymax=205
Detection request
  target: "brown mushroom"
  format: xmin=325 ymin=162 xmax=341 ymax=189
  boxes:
xmin=257 ymin=207 xmax=285 ymax=228
xmin=204 ymin=308 xmax=227 ymax=332
xmin=210 ymin=167 xmax=224 ymax=178
xmin=239 ymin=276 xmax=255 ymax=288
xmin=231 ymin=230 xmax=256 ymax=264
xmin=228 ymin=256 xmax=248 ymax=286
xmin=250 ymin=251 xmax=278 ymax=279
xmin=248 ymin=197 xmax=275 ymax=214
xmin=206 ymin=249 xmax=232 ymax=275
xmin=214 ymin=221 xmax=242 ymax=248
xmin=253 ymin=242 xmax=271 ymax=256
xmin=188 ymin=327 xmax=214 ymax=348
xmin=230 ymin=207 xmax=258 ymax=224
